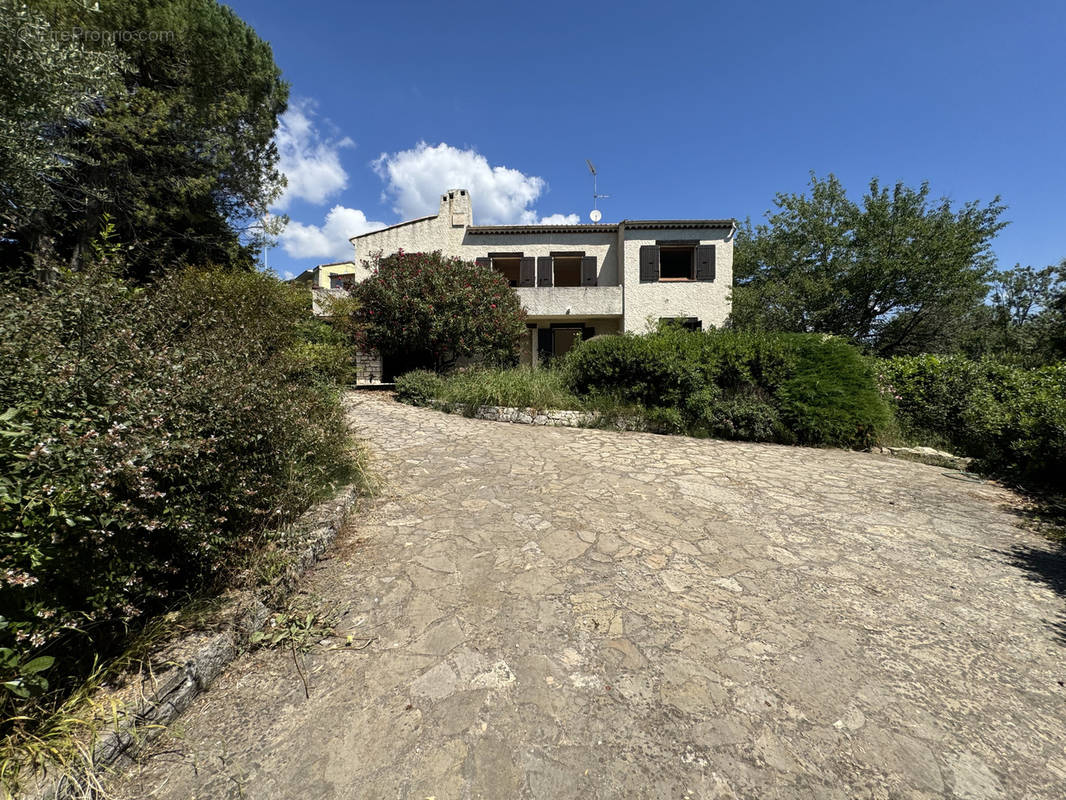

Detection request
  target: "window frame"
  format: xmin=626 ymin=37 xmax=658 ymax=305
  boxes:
xmin=658 ymin=246 xmax=695 ymax=281
xmin=329 ymin=273 xmax=356 ymax=290
xmin=550 ymin=251 xmax=585 ymax=287
xmin=487 ymin=252 xmax=524 ymax=287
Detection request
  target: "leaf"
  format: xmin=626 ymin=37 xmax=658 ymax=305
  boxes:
xmin=2 ymin=680 xmax=31 ymax=699
xmin=21 ymin=655 xmax=55 ymax=674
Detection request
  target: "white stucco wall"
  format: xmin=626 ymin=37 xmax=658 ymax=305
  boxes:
xmin=515 ymin=286 xmax=622 ymax=317
xmin=459 ymin=231 xmax=620 ymax=287
xmin=620 ymin=227 xmax=734 ymax=332
xmin=314 ymin=188 xmax=734 ymax=331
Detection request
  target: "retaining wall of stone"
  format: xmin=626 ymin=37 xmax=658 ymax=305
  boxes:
xmin=31 ymin=485 xmax=362 ymax=800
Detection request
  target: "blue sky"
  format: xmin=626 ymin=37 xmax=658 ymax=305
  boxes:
xmin=227 ymin=0 xmax=1066 ymax=279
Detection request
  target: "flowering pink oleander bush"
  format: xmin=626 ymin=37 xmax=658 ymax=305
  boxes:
xmin=352 ymin=250 xmax=525 ymax=373
xmin=0 ymin=260 xmax=352 ymax=707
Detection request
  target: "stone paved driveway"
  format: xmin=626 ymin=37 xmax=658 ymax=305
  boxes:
xmin=112 ymin=395 xmax=1066 ymax=799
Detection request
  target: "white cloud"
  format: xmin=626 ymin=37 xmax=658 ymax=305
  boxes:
xmin=274 ymin=100 xmax=353 ymax=210
xmin=279 ymin=205 xmax=386 ymax=261
xmin=372 ymin=141 xmax=575 ymax=225
xmin=538 ymin=213 xmax=581 ymax=225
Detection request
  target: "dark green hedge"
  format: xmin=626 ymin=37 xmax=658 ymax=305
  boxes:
xmin=880 ymin=355 xmax=1066 ymax=487
xmin=564 ymin=328 xmax=890 ymax=447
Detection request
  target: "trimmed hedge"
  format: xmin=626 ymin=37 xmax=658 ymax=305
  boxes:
xmin=564 ymin=328 xmax=891 ymax=447
xmin=880 ymin=355 xmax=1066 ymax=487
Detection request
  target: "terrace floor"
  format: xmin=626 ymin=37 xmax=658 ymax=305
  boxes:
xmin=110 ymin=394 xmax=1066 ymax=799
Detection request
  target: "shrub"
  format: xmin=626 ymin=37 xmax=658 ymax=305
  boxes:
xmin=287 ymin=317 xmax=356 ymax=385
xmin=352 ymin=251 xmax=526 ymax=372
xmin=881 ymin=355 xmax=1066 ymax=486
xmin=396 ymin=368 xmax=581 ymax=413
xmin=776 ymin=336 xmax=891 ymax=447
xmin=395 ymin=370 xmax=445 ymax=407
xmin=440 ymin=368 xmax=582 ymax=412
xmin=687 ymin=388 xmax=785 ymax=442
xmin=0 ymin=263 xmax=353 ymax=709
xmin=564 ymin=328 xmax=890 ymax=447
xmin=564 ymin=329 xmax=710 ymax=408
xmin=395 ymin=329 xmax=892 ymax=449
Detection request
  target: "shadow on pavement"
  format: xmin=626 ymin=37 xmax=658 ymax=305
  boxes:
xmin=1002 ymin=490 xmax=1066 ymax=644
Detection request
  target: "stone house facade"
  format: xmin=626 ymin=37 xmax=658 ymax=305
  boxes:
xmin=307 ymin=189 xmax=735 ymax=382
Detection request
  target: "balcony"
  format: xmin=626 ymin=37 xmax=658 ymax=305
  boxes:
xmin=516 ymin=285 xmax=622 ymax=318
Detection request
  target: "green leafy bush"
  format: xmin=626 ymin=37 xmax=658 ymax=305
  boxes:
xmin=395 ymin=370 xmax=445 ymax=407
xmin=395 ymin=329 xmax=892 ymax=448
xmin=396 ymin=368 xmax=581 ymax=413
xmin=288 ymin=317 xmax=356 ymax=385
xmin=880 ymin=355 xmax=1066 ymax=486
xmin=0 ymin=263 xmax=353 ymax=707
xmin=564 ymin=328 xmax=890 ymax=446
xmin=776 ymin=336 xmax=891 ymax=447
xmin=352 ymin=251 xmax=526 ymax=372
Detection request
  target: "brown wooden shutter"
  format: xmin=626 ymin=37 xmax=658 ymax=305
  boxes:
xmin=475 ymin=257 xmax=491 ymax=270
xmin=581 ymin=256 xmax=598 ymax=286
xmin=695 ymin=245 xmax=716 ymax=281
xmin=639 ymin=245 xmax=659 ymax=282
xmin=537 ymin=256 xmax=553 ymax=287
xmin=519 ymin=257 xmax=535 ymax=287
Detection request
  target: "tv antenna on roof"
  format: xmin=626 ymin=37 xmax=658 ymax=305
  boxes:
xmin=586 ymin=159 xmax=609 ymax=222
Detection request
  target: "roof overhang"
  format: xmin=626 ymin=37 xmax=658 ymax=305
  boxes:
xmin=622 ymin=219 xmax=735 ymax=230
xmin=466 ymin=224 xmax=617 ymax=235
xmin=466 ymin=219 xmax=736 ymax=235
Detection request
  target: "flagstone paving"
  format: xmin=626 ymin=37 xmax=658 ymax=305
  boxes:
xmin=111 ymin=394 xmax=1066 ymax=799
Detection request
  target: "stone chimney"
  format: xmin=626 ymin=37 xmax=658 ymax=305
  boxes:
xmin=439 ymin=188 xmax=472 ymax=228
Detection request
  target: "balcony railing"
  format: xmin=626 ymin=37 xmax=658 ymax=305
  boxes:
xmin=516 ymin=285 xmax=622 ymax=317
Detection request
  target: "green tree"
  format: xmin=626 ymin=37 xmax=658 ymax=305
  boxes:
xmin=2 ymin=0 xmax=288 ymax=280
xmin=964 ymin=261 xmax=1066 ymax=364
xmin=0 ymin=1 xmax=123 ymax=273
xmin=730 ymin=173 xmax=1007 ymax=356
xmin=353 ymin=251 xmax=526 ymax=373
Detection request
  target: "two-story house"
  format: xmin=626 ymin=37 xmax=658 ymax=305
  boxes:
xmin=308 ymin=189 xmax=735 ymax=381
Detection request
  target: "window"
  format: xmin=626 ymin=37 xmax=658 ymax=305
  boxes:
xmin=553 ymin=256 xmax=582 ymax=287
xmin=491 ymin=257 xmax=521 ymax=287
xmin=659 ymin=247 xmax=694 ymax=280
xmin=536 ymin=324 xmax=592 ymax=362
xmin=329 ymin=273 xmax=355 ymax=290
xmin=660 ymin=317 xmax=702 ymax=332
xmin=639 ymin=243 xmax=716 ymax=283
xmin=536 ymin=253 xmax=598 ymax=287
xmin=477 ymin=253 xmax=529 ymax=287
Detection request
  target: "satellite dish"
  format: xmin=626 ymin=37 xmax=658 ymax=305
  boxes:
xmin=589 ymin=209 xmax=602 ymax=222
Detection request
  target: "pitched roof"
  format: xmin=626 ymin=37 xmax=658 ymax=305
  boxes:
xmin=347 ymin=214 xmax=737 ymax=242
xmin=348 ymin=215 xmax=435 ymax=243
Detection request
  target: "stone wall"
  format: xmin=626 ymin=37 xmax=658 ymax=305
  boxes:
xmin=355 ymin=348 xmax=384 ymax=384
